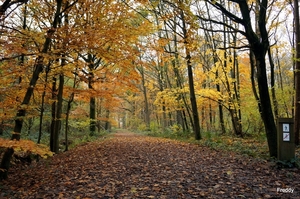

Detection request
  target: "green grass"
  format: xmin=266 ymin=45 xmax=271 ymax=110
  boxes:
xmin=143 ymin=129 xmax=276 ymax=159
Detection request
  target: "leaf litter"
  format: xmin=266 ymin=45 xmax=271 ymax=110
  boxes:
xmin=0 ymin=131 xmax=299 ymax=198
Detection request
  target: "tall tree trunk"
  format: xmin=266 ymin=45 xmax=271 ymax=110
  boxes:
xmin=139 ymin=64 xmax=150 ymax=130
xmin=53 ymin=74 xmax=64 ymax=154
xmin=89 ymin=96 xmax=96 ymax=136
xmin=180 ymin=6 xmax=201 ymax=139
xmin=254 ymin=50 xmax=277 ymax=156
xmin=87 ymin=55 xmax=96 ymax=136
xmin=105 ymin=109 xmax=111 ymax=131
xmin=216 ymin=71 xmax=226 ymax=135
xmin=65 ymin=77 xmax=76 ymax=151
xmin=38 ymin=62 xmax=50 ymax=144
xmin=186 ymin=53 xmax=201 ymax=140
xmin=65 ymin=93 xmax=73 ymax=151
xmin=294 ymin=0 xmax=300 ymax=145
xmin=268 ymin=48 xmax=279 ymax=119
xmin=88 ymin=64 xmax=96 ymax=136
xmin=50 ymin=77 xmax=57 ymax=152
xmin=0 ymin=0 xmax=63 ymax=179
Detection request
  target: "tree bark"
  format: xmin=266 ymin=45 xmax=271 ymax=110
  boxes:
xmin=38 ymin=63 xmax=50 ymax=144
xmin=53 ymin=74 xmax=64 ymax=153
xmin=294 ymin=0 xmax=300 ymax=145
xmin=50 ymin=77 xmax=57 ymax=152
xmin=89 ymin=96 xmax=96 ymax=136
xmin=180 ymin=7 xmax=201 ymax=139
xmin=139 ymin=64 xmax=150 ymax=130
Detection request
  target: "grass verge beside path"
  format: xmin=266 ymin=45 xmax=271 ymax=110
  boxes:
xmin=139 ymin=130 xmax=300 ymax=166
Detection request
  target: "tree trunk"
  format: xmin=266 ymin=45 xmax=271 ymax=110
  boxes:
xmin=268 ymin=48 xmax=279 ymax=119
xmin=0 ymin=148 xmax=14 ymax=180
xmin=254 ymin=50 xmax=277 ymax=157
xmin=180 ymin=7 xmax=201 ymax=140
xmin=53 ymin=74 xmax=64 ymax=154
xmin=216 ymin=71 xmax=226 ymax=135
xmin=294 ymin=0 xmax=300 ymax=145
xmin=38 ymin=62 xmax=50 ymax=144
xmin=105 ymin=109 xmax=111 ymax=131
xmin=65 ymin=75 xmax=76 ymax=151
xmin=88 ymin=59 xmax=96 ymax=136
xmin=50 ymin=77 xmax=57 ymax=152
xmin=89 ymin=96 xmax=96 ymax=136
xmin=139 ymin=64 xmax=150 ymax=130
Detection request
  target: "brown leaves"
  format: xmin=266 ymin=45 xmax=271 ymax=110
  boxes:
xmin=1 ymin=131 xmax=300 ymax=198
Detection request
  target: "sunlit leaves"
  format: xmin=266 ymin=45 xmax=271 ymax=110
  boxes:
xmin=0 ymin=138 xmax=53 ymax=158
xmin=154 ymin=88 xmax=187 ymax=113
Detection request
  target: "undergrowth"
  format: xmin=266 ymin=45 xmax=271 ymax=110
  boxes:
xmin=141 ymin=128 xmax=300 ymax=162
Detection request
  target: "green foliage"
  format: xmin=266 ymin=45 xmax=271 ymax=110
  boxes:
xmin=146 ymin=128 xmax=270 ymax=159
xmin=276 ymin=157 xmax=300 ymax=169
xmin=68 ymin=130 xmax=110 ymax=149
xmin=149 ymin=121 xmax=159 ymax=132
xmin=137 ymin=123 xmax=148 ymax=131
xmin=127 ymin=118 xmax=144 ymax=130
xmin=144 ymin=124 xmax=193 ymax=140
xmin=199 ymin=132 xmax=270 ymax=158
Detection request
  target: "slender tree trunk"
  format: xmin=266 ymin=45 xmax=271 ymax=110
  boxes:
xmin=216 ymin=73 xmax=226 ymax=134
xmin=268 ymin=48 xmax=279 ymax=119
xmin=50 ymin=77 xmax=57 ymax=152
xmin=65 ymin=96 xmax=72 ymax=151
xmin=65 ymin=73 xmax=76 ymax=151
xmin=180 ymin=8 xmax=201 ymax=139
xmin=53 ymin=74 xmax=64 ymax=153
xmin=294 ymin=0 xmax=300 ymax=145
xmin=179 ymin=4 xmax=201 ymax=139
xmin=139 ymin=64 xmax=150 ymax=130
xmin=38 ymin=63 xmax=50 ymax=144
xmin=89 ymin=96 xmax=96 ymax=135
xmin=105 ymin=109 xmax=111 ymax=131
xmin=88 ymin=66 xmax=96 ymax=136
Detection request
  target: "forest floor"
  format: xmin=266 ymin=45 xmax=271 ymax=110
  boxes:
xmin=0 ymin=130 xmax=300 ymax=199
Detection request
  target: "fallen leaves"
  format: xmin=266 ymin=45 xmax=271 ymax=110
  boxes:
xmin=0 ymin=131 xmax=299 ymax=198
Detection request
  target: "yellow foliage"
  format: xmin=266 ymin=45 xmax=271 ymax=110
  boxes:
xmin=0 ymin=138 xmax=53 ymax=158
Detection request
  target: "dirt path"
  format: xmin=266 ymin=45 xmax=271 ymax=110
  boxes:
xmin=0 ymin=131 xmax=299 ymax=198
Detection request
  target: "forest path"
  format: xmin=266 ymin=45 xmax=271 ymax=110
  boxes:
xmin=1 ymin=130 xmax=299 ymax=198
